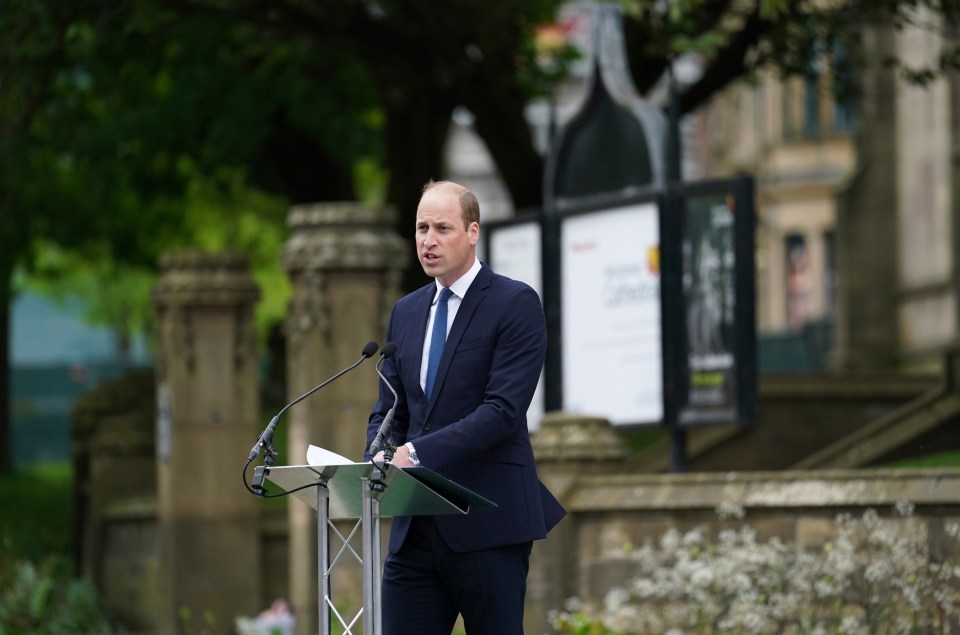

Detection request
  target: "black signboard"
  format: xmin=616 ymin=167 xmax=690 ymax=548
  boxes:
xmin=675 ymin=177 xmax=756 ymax=426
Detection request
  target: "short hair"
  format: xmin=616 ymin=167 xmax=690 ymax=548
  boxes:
xmin=422 ymin=179 xmax=480 ymax=228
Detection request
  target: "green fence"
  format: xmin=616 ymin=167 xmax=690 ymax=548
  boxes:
xmin=757 ymin=319 xmax=833 ymax=373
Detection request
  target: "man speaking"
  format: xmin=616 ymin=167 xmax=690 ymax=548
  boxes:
xmin=365 ymin=180 xmax=565 ymax=634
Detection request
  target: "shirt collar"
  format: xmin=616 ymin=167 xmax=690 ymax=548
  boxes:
xmin=434 ymin=257 xmax=481 ymax=302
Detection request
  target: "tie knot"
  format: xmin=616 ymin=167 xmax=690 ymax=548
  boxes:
xmin=438 ymin=287 xmax=453 ymax=304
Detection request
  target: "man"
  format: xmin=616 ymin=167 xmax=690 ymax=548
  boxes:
xmin=365 ymin=180 xmax=565 ymax=634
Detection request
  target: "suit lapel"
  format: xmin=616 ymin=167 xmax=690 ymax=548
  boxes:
xmin=425 ymin=266 xmax=492 ymax=418
xmin=408 ymin=285 xmax=434 ymax=393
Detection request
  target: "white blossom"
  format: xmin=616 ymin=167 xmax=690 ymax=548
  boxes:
xmin=550 ymin=504 xmax=960 ymax=635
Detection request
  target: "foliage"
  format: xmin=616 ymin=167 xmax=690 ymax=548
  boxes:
xmin=18 ymin=245 xmax=157 ymax=359
xmin=5 ymin=0 xmax=960 ymax=470
xmin=18 ymin=167 xmax=291 ymax=351
xmin=173 ymin=170 xmax=291 ymax=341
xmin=0 ymin=462 xmax=72 ymax=560
xmin=0 ymin=557 xmax=113 ymax=635
xmin=552 ymin=504 xmax=960 ymax=634
xmin=619 ymin=0 xmax=960 ymax=110
xmin=887 ymin=451 xmax=960 ymax=469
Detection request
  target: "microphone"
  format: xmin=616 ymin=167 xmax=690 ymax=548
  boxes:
xmin=368 ymin=342 xmax=399 ymax=459
xmin=248 ymin=340 xmax=379 ymax=463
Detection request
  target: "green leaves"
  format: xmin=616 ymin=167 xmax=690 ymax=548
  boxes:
xmin=0 ymin=558 xmax=113 ymax=635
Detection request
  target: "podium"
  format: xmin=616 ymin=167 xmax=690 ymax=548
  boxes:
xmin=265 ymin=462 xmax=496 ymax=635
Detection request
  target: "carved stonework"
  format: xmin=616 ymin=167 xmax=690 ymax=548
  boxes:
xmin=233 ymin=305 xmax=259 ymax=372
xmin=152 ymin=251 xmax=261 ymax=307
xmin=380 ymin=269 xmax=404 ymax=336
xmin=285 ymin=268 xmax=329 ymax=352
xmin=283 ymin=202 xmax=407 ymax=350
xmin=532 ymin=412 xmax=629 ymax=463
xmin=282 ymin=202 xmax=408 ymax=273
xmin=152 ymin=251 xmax=260 ymax=378
xmin=157 ymin=306 xmax=194 ymax=380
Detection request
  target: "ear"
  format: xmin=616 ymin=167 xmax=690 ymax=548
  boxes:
xmin=468 ymin=221 xmax=480 ymax=246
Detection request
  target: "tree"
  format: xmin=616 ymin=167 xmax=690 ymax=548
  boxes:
xmin=149 ymin=0 xmax=960 ymax=286
xmin=619 ymin=0 xmax=960 ymax=111
xmin=154 ymin=0 xmax=565 ymax=289
xmin=0 ymin=0 xmax=385 ymax=472
xmin=0 ymin=2 xmax=118 ymax=472
xmin=4 ymin=0 xmax=959 ymax=472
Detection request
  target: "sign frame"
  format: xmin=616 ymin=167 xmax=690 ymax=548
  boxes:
xmin=668 ymin=176 xmax=757 ymax=428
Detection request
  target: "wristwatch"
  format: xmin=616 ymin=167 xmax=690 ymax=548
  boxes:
xmin=404 ymin=442 xmax=421 ymax=466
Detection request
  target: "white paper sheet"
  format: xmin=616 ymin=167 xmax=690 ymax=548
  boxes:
xmin=306 ymin=444 xmax=356 ymax=466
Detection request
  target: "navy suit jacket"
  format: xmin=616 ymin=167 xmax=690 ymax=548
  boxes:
xmin=366 ymin=263 xmax=565 ymax=554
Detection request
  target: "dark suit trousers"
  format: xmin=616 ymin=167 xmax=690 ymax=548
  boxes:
xmin=381 ymin=516 xmax=532 ymax=635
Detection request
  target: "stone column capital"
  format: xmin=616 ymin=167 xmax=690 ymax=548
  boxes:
xmin=282 ymin=202 xmax=408 ymax=274
xmin=532 ymin=412 xmax=629 ymax=464
xmin=152 ymin=251 xmax=261 ymax=308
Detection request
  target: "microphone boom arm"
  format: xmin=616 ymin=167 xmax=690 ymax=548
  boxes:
xmin=246 ymin=340 xmax=379 ymax=496
xmin=369 ymin=343 xmax=399 ymax=460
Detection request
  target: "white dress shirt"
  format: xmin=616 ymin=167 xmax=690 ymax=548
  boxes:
xmin=419 ymin=257 xmax=482 ymax=393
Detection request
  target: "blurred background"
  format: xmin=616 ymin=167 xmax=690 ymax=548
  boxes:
xmin=2 ymin=0 xmax=959 ymax=633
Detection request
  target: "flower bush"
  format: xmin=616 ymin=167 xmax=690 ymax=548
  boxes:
xmin=551 ymin=503 xmax=960 ymax=634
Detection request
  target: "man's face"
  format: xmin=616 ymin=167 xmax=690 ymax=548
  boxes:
xmin=415 ymin=186 xmax=479 ymax=288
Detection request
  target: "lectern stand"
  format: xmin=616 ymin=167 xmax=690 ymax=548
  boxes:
xmin=265 ymin=462 xmax=495 ymax=635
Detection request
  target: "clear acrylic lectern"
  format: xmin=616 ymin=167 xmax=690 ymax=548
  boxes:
xmin=265 ymin=462 xmax=496 ymax=635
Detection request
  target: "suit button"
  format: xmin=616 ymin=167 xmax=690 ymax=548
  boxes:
xmin=424 ymin=424 xmax=432 ymax=431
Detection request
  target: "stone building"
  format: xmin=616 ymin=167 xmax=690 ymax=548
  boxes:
xmin=447 ymin=5 xmax=959 ymax=375
xmin=700 ymin=13 xmax=959 ymax=374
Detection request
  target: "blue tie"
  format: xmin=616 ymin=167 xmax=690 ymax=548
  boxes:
xmin=425 ymin=287 xmax=453 ymax=399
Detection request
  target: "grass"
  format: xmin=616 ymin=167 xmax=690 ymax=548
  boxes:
xmin=0 ymin=461 xmax=73 ymax=562
xmin=885 ymin=450 xmax=960 ymax=468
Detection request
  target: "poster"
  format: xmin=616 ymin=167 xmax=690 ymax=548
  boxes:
xmin=561 ymin=202 xmax=663 ymax=425
xmin=681 ymin=193 xmax=737 ymax=422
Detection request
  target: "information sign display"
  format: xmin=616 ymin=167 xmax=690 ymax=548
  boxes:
xmin=561 ymin=202 xmax=663 ymax=424
xmin=675 ymin=178 xmax=756 ymax=426
xmin=486 ymin=220 xmax=544 ymax=429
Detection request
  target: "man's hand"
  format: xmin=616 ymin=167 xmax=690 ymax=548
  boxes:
xmin=388 ymin=444 xmax=416 ymax=468
xmin=371 ymin=446 xmax=415 ymax=468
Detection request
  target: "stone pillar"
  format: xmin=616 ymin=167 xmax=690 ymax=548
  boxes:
xmin=72 ymin=371 xmax=157 ymax=631
xmin=833 ymin=25 xmax=901 ymax=371
xmin=152 ymin=251 xmax=262 ymax=635
xmin=281 ymin=203 xmax=406 ymax=635
xmin=893 ymin=11 xmax=956 ymax=370
xmin=527 ymin=412 xmax=628 ymax=635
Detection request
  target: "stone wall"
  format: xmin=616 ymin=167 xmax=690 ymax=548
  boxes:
xmin=79 ymin=399 xmax=960 ymax=634
xmin=527 ymin=414 xmax=960 ymax=635
xmin=72 ymin=370 xmax=159 ymax=631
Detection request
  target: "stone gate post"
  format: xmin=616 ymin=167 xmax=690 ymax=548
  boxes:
xmin=281 ymin=203 xmax=407 ymax=635
xmin=529 ymin=412 xmax=629 ymax=635
xmin=152 ymin=251 xmax=262 ymax=635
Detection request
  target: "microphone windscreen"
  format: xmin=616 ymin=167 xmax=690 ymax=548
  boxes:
xmin=361 ymin=341 xmax=380 ymax=358
xmin=381 ymin=342 xmax=398 ymax=357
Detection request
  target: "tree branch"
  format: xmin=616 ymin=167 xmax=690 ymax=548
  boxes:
xmin=677 ymin=7 xmax=770 ymax=114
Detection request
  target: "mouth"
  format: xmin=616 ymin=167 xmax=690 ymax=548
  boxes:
xmin=422 ymin=252 xmax=441 ymax=264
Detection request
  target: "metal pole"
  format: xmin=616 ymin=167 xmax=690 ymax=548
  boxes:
xmin=665 ymin=61 xmax=683 ymax=184
xmin=361 ymin=477 xmax=383 ymax=635
xmin=664 ymin=53 xmax=689 ymax=473
xmin=317 ymin=484 xmax=331 ymax=635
